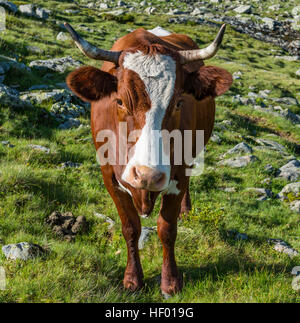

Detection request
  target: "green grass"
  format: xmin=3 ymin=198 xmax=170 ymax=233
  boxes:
xmin=0 ymin=0 xmax=300 ymax=303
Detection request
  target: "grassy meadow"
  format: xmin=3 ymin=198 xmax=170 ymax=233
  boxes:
xmin=0 ymin=0 xmax=299 ymax=302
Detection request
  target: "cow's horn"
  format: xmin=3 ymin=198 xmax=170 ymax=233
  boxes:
xmin=179 ymin=24 xmax=226 ymax=64
xmin=64 ymin=22 xmax=121 ymax=64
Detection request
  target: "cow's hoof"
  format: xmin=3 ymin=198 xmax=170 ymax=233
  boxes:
xmin=161 ymin=274 xmax=183 ymax=296
xmin=123 ymin=274 xmax=143 ymax=292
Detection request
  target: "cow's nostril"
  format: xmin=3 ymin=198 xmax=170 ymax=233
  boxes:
xmin=133 ymin=167 xmax=139 ymax=181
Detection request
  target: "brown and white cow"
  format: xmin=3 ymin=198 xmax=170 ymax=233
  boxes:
xmin=65 ymin=23 xmax=232 ymax=297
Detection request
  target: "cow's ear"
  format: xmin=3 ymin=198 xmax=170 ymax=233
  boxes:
xmin=184 ymin=65 xmax=232 ymax=100
xmin=67 ymin=66 xmax=117 ymax=102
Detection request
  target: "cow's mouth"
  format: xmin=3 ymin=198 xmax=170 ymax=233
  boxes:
xmin=127 ymin=165 xmax=167 ymax=192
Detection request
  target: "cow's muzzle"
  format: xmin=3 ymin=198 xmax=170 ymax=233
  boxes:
xmin=127 ymin=166 xmax=166 ymax=191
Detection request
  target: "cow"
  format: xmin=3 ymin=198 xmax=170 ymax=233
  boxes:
xmin=64 ymin=22 xmax=232 ymax=297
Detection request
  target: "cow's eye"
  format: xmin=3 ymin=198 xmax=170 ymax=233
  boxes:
xmin=176 ymin=100 xmax=184 ymax=111
xmin=116 ymin=99 xmax=123 ymax=106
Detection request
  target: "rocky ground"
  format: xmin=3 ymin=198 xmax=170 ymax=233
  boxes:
xmin=0 ymin=0 xmax=299 ymax=303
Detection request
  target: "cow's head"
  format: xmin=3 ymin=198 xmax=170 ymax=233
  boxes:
xmin=65 ymin=23 xmax=232 ymax=192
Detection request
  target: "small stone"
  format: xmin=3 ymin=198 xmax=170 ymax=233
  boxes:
xmin=245 ymin=188 xmax=273 ymax=201
xmin=94 ymin=213 xmax=115 ymax=230
xmin=218 ymin=155 xmax=258 ymax=168
xmin=234 ymin=5 xmax=252 ymax=14
xmin=0 ymin=1 xmax=17 ymax=13
xmin=29 ymin=56 xmax=82 ymax=73
xmin=278 ymin=182 xmax=300 ymax=201
xmin=58 ymin=118 xmax=81 ymax=130
xmin=27 ymin=144 xmax=50 ymax=154
xmin=223 ymin=142 xmax=253 ymax=156
xmin=2 ymin=242 xmax=45 ymax=260
xmin=255 ymin=139 xmax=287 ymax=154
xmin=57 ymin=32 xmax=70 ymax=41
xmin=290 ymin=200 xmax=300 ymax=213
xmin=277 ymin=160 xmax=300 ymax=182
xmin=60 ymin=161 xmax=82 ymax=169
xmin=138 ymin=227 xmax=156 ymax=250
xmin=235 ymin=233 xmax=248 ymax=241
xmin=291 ymin=266 xmax=300 ymax=276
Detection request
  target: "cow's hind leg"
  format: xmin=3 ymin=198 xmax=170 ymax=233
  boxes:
xmin=157 ymin=190 xmax=185 ymax=297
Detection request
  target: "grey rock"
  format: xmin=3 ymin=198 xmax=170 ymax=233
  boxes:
xmin=261 ymin=17 xmax=276 ymax=30
xmin=296 ymin=69 xmax=300 ymax=76
xmin=65 ymin=9 xmax=80 ymax=14
xmin=269 ymin=4 xmax=280 ymax=11
xmin=60 ymin=161 xmax=82 ymax=169
xmin=35 ymin=7 xmax=50 ymax=20
xmin=20 ymin=89 xmax=81 ymax=106
xmin=56 ymin=32 xmax=70 ymax=42
xmin=291 ymin=266 xmax=300 ymax=276
xmin=117 ymin=1 xmax=127 ymax=7
xmin=275 ymin=56 xmax=300 ymax=61
xmin=28 ymin=85 xmax=51 ymax=91
xmin=274 ymin=242 xmax=298 ymax=258
xmin=292 ymin=6 xmax=300 ymax=17
xmin=246 ymin=188 xmax=273 ymax=201
xmin=220 ymin=187 xmax=236 ymax=192
xmin=2 ymin=242 xmax=45 ymax=260
xmin=277 ymin=160 xmax=300 ymax=181
xmin=264 ymin=164 xmax=275 ymax=174
xmin=29 ymin=56 xmax=82 ymax=73
xmin=0 ymin=56 xmax=30 ymax=74
xmin=290 ymin=200 xmax=300 ymax=213
xmin=235 ymin=233 xmax=248 ymax=241
xmin=50 ymin=101 xmax=87 ymax=121
xmin=139 ymin=227 xmax=156 ymax=250
xmin=94 ymin=212 xmax=115 ymax=230
xmin=18 ymin=4 xmax=35 ymax=16
xmin=1 ymin=140 xmax=14 ymax=148
xmin=218 ymin=155 xmax=258 ymax=168
xmin=234 ymin=5 xmax=252 ymax=14
xmin=268 ymin=239 xmax=298 ymax=258
xmin=271 ymin=97 xmax=298 ymax=106
xmin=224 ymin=142 xmax=253 ymax=156
xmin=0 ymin=0 xmax=17 ymax=13
xmin=145 ymin=6 xmax=156 ymax=14
xmin=233 ymin=71 xmax=242 ymax=80
xmin=19 ymin=4 xmax=50 ymax=19
xmin=278 ymin=182 xmax=300 ymax=201
xmin=58 ymin=118 xmax=81 ymax=130
xmin=210 ymin=133 xmax=221 ymax=143
xmin=26 ymin=45 xmax=44 ymax=54
xmin=0 ymin=84 xmax=32 ymax=108
xmin=27 ymin=144 xmax=50 ymax=154
xmin=255 ymin=139 xmax=287 ymax=154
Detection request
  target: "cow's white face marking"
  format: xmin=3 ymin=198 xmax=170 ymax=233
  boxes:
xmin=121 ymin=51 xmax=176 ymax=190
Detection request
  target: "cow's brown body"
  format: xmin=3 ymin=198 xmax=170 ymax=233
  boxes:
xmin=67 ymin=26 xmax=232 ymax=296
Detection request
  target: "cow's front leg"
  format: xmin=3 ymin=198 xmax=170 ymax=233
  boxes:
xmin=102 ymin=172 xmax=143 ymax=291
xmin=180 ymin=183 xmax=191 ymax=216
xmin=157 ymin=189 xmax=185 ymax=297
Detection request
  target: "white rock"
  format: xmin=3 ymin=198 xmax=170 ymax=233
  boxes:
xmin=234 ymin=5 xmax=252 ymax=14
